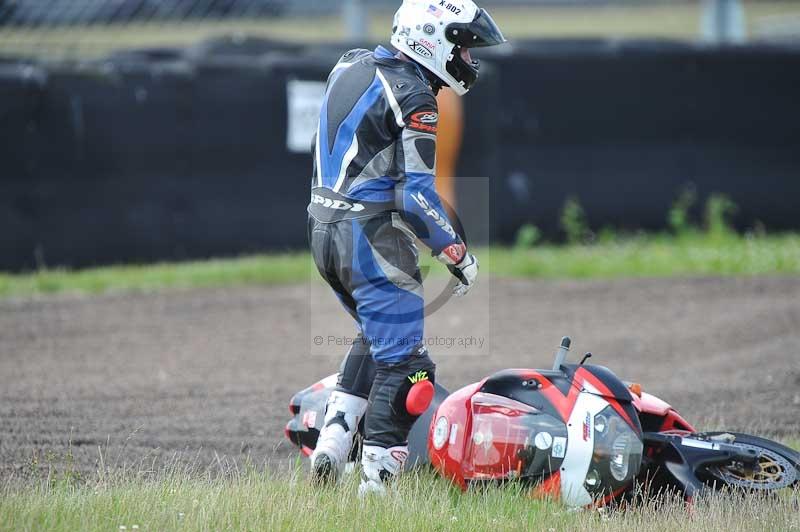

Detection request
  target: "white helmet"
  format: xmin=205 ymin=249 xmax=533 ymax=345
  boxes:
xmin=391 ymin=0 xmax=506 ymax=96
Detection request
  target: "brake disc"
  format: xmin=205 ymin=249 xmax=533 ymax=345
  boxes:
xmin=710 ymin=443 xmax=797 ymax=490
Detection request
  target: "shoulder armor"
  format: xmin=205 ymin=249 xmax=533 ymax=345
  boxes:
xmin=338 ymin=48 xmax=372 ymax=65
xmin=377 ymin=65 xmax=437 ymax=120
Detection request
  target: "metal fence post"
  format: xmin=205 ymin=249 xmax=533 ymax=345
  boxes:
xmin=701 ymin=0 xmax=746 ymax=43
xmin=343 ymin=0 xmax=368 ymax=42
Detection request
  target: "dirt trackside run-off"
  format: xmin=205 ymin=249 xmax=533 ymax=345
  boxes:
xmin=1 ymin=275 xmax=798 ymax=481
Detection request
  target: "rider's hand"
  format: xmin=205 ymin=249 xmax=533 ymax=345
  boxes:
xmin=435 ymin=243 xmax=479 ymax=297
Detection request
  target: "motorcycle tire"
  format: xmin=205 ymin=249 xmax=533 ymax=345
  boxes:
xmin=701 ymin=432 xmax=800 ymax=491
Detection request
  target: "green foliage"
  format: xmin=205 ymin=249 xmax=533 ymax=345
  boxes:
xmin=513 ymin=224 xmax=542 ymax=249
xmin=560 ymin=196 xmax=590 ymax=245
xmin=596 ymin=226 xmax=619 ymax=245
xmin=704 ymin=193 xmax=738 ymax=238
xmin=668 ymin=189 xmax=738 ymax=239
xmin=668 ymin=186 xmax=697 ymax=235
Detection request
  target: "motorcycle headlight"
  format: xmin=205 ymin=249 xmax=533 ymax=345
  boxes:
xmin=556 ymin=398 xmax=644 ymax=507
xmin=609 ymin=431 xmax=634 ymax=481
xmin=433 ymin=416 xmax=449 ymax=450
xmin=587 ymin=407 xmax=643 ymax=491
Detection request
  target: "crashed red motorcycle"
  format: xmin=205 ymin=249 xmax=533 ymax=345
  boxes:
xmin=285 ymin=336 xmax=799 ymax=506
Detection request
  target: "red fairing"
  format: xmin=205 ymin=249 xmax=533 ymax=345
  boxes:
xmin=514 ymin=369 xmax=582 ymax=422
xmin=532 ymin=470 xmax=561 ymax=500
xmin=633 ymin=391 xmax=673 ymax=416
xmin=428 ymin=380 xmax=485 ymax=490
xmin=519 ymin=367 xmax=637 ymax=430
xmin=633 ymin=391 xmax=696 ymax=433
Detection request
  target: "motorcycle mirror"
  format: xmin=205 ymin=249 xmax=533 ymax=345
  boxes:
xmin=552 ymin=336 xmax=571 ymax=371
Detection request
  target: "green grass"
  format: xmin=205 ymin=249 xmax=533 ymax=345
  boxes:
xmin=0 ymin=253 xmax=311 ymax=299
xmin=2 ymin=464 xmax=798 ymax=532
xmin=0 ymin=469 xmax=561 ymax=531
xmin=1 ymin=233 xmax=799 ymax=300
xmin=493 ymin=232 xmax=800 ymax=280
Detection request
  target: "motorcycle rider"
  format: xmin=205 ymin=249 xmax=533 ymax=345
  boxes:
xmin=307 ymin=0 xmax=505 ymax=495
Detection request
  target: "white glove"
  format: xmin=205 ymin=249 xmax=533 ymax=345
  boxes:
xmin=436 ymin=243 xmax=479 ymax=297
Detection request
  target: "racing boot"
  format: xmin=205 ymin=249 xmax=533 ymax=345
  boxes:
xmin=358 ymin=444 xmax=408 ymax=497
xmin=358 ymin=350 xmax=435 ymax=495
xmin=310 ymin=390 xmax=368 ymax=483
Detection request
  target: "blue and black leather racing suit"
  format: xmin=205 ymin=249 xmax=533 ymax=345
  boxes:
xmin=307 ymin=45 xmax=462 ymax=446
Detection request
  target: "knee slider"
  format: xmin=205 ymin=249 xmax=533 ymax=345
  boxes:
xmin=365 ymin=359 xmax=436 ymax=446
xmin=403 ymin=369 xmax=435 ymax=416
xmin=405 ymin=379 xmax=434 ymax=416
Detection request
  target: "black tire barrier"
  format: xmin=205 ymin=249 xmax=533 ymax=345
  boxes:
xmin=476 ymin=40 xmax=800 ymax=242
xmin=0 ymin=63 xmax=47 ymax=270
xmin=1 ymin=38 xmax=799 ymax=270
xmin=0 ymin=63 xmax=46 ymax=181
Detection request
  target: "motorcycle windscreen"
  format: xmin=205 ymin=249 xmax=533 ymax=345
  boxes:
xmin=467 ymin=392 xmax=568 ymax=480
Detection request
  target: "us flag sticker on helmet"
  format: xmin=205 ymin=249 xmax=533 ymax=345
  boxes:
xmin=427 ymin=4 xmax=443 ymax=17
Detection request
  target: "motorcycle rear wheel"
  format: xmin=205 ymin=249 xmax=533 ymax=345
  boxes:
xmin=702 ymin=432 xmax=800 ymax=491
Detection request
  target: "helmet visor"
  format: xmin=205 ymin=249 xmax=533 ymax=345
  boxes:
xmin=445 ymin=8 xmax=507 ymax=48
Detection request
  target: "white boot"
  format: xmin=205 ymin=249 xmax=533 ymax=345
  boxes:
xmin=310 ymin=391 xmax=367 ymax=483
xmin=358 ymin=444 xmax=408 ymax=497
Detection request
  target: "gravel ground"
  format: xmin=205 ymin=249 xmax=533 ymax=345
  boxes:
xmin=1 ymin=276 xmax=799 ymax=480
